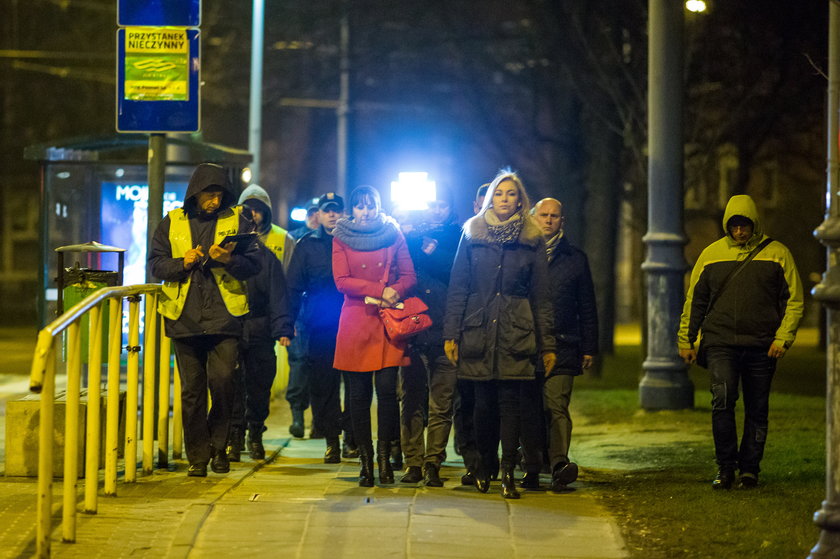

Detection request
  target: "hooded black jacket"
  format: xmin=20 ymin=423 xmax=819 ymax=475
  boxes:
xmin=149 ymin=163 xmax=261 ymax=339
xmin=237 ymin=184 xmax=294 ymax=342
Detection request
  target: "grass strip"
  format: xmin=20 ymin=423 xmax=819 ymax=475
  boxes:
xmin=574 ymin=344 xmax=826 ymax=558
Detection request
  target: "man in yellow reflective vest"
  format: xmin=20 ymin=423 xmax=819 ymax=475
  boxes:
xmin=231 ymin=184 xmax=295 ymax=460
xmin=149 ymin=163 xmax=261 ymax=477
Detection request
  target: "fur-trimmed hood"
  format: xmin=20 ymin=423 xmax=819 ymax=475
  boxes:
xmin=462 ymin=212 xmax=543 ymax=247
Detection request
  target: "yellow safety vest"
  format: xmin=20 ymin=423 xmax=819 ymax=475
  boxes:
xmin=262 ymin=224 xmax=289 ymax=265
xmin=158 ymin=206 xmax=249 ymax=320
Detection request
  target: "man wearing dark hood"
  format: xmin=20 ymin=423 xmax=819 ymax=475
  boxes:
xmin=231 ymin=184 xmax=295 ymax=461
xmin=149 ymin=163 xmax=261 ymax=477
xmin=679 ymin=194 xmax=803 ymax=490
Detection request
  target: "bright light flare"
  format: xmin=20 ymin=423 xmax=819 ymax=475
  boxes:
xmin=241 ymin=167 xmax=253 ymax=184
xmin=290 ymin=207 xmax=308 ymax=222
xmin=391 ymin=172 xmax=436 ymax=211
xmin=686 ymin=0 xmax=707 ymax=13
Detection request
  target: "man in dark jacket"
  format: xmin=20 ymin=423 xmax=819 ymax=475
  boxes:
xmin=283 ymin=192 xmax=353 ymax=463
xmin=532 ymin=198 xmax=598 ymax=491
xmin=231 ymin=184 xmax=295 ymax=461
xmin=149 ymin=163 xmax=261 ymax=477
xmin=678 ymin=194 xmax=803 ymax=489
xmin=400 ymin=189 xmax=462 ymax=486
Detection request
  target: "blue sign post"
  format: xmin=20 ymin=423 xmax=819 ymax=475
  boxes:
xmin=118 ymin=0 xmax=201 ymax=28
xmin=116 ymin=0 xmax=202 ymax=279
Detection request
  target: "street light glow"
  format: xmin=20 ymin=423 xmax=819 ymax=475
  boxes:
xmin=290 ymin=207 xmax=308 ymax=222
xmin=391 ymin=172 xmax=436 ymax=211
xmin=685 ymin=0 xmax=707 ymax=12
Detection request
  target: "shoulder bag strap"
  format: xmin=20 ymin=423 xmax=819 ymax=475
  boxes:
xmin=704 ymin=237 xmax=773 ymax=315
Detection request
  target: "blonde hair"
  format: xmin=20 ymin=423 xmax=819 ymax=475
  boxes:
xmin=479 ymin=170 xmax=532 ymax=216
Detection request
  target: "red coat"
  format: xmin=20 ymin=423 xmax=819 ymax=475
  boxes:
xmin=332 ymin=233 xmax=417 ymax=372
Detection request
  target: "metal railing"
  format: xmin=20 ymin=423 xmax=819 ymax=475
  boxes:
xmin=28 ymin=284 xmax=182 ymax=558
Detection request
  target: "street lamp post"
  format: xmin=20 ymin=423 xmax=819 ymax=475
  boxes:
xmin=248 ymin=0 xmax=265 ymax=184
xmin=809 ymin=3 xmax=840 ymax=557
xmin=639 ymin=0 xmax=693 ymax=410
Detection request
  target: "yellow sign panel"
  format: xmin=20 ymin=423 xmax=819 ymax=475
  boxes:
xmin=124 ymin=27 xmax=189 ymax=101
xmin=125 ymin=28 xmax=189 ymax=54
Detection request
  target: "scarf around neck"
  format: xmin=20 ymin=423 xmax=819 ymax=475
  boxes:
xmin=545 ymin=230 xmax=564 ymax=259
xmin=484 ymin=210 xmax=524 ymax=245
xmin=333 ymin=214 xmax=399 ymax=251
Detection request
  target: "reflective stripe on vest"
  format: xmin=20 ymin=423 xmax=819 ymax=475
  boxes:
xmin=157 ymin=206 xmax=249 ymax=320
xmin=262 ymin=224 xmax=288 ymax=264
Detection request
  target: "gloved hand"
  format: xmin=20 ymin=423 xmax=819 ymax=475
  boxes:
xmin=542 ymin=352 xmax=556 ymax=376
xmin=444 ymin=339 xmax=459 ymax=365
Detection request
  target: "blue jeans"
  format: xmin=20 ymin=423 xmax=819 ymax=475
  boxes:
xmin=706 ymin=346 xmax=776 ymax=475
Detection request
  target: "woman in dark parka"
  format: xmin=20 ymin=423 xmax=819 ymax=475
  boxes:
xmin=443 ymin=171 xmax=556 ymax=499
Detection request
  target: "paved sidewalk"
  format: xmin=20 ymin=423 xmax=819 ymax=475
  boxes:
xmin=0 ymin=324 xmax=628 ymax=559
xmin=0 ymin=398 xmax=628 ymax=559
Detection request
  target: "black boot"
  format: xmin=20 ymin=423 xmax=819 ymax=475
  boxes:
xmin=210 ymin=446 xmax=230 ymax=474
xmin=325 ymin=437 xmax=341 ymax=464
xmin=359 ymin=446 xmax=375 ymax=487
xmin=342 ymin=441 xmax=360 ymax=459
xmin=520 ymin=471 xmax=542 ymax=490
xmin=401 ymin=466 xmax=423 ymax=483
xmin=227 ymin=427 xmax=243 ymax=462
xmin=289 ymin=409 xmax=305 ymax=438
xmin=390 ymin=439 xmax=403 ymax=470
xmin=423 ymin=462 xmax=443 ymax=487
xmin=500 ymin=464 xmax=521 ymax=499
xmin=248 ymin=429 xmax=265 ymax=460
xmin=712 ymin=468 xmax=735 ymax=490
xmin=377 ymin=440 xmax=395 ymax=484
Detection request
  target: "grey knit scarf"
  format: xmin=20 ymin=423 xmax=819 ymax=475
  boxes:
xmin=333 ymin=214 xmax=400 ymax=251
xmin=484 ymin=211 xmax=524 ymax=245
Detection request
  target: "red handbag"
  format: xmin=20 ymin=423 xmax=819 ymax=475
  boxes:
xmin=380 ymin=296 xmax=433 ymax=342
xmin=377 ymin=246 xmax=432 ymax=342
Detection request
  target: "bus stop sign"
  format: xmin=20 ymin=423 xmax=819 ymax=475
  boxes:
xmin=116 ymin=27 xmax=200 ymax=133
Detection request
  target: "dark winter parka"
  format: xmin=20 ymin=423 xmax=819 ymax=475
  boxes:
xmin=405 ymin=218 xmax=462 ymax=348
xmin=547 ymin=235 xmax=598 ymax=376
xmin=149 ymin=163 xmax=261 ymax=339
xmin=443 ymin=214 xmax=555 ymax=380
xmin=286 ymin=225 xmax=345 ymax=335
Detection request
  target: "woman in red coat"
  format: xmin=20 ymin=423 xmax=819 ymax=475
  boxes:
xmin=332 ymin=185 xmax=417 ymax=487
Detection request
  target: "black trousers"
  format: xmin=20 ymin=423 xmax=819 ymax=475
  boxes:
xmin=707 ymin=346 xmax=776 ymax=474
xmin=173 ymin=335 xmax=239 ymax=465
xmin=307 ymin=332 xmax=343 ymax=440
xmin=454 ymin=379 xmax=481 ymax=473
xmin=473 ymin=379 xmax=543 ymax=476
xmin=231 ymin=337 xmax=277 ymax=436
xmin=345 ymin=367 xmax=399 ymax=453
xmin=285 ymin=321 xmax=310 ymax=412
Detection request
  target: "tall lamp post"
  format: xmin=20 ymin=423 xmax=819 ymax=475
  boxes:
xmin=248 ymin=0 xmax=265 ymax=184
xmin=810 ymin=2 xmax=840 ymax=557
xmin=639 ymin=0 xmax=693 ymax=409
